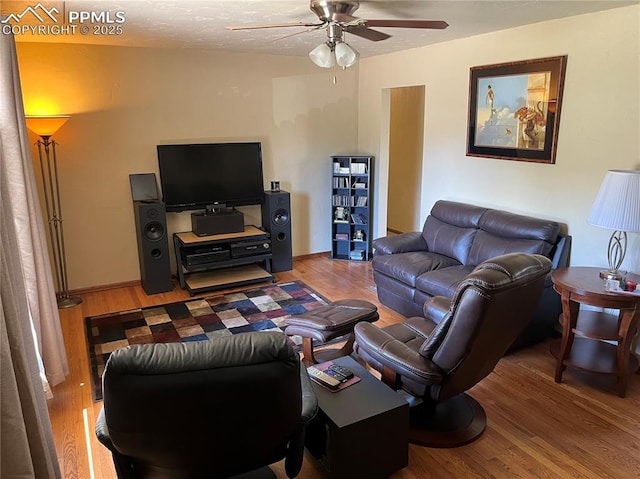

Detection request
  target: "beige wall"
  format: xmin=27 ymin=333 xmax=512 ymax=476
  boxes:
xmin=388 ymin=86 xmax=424 ymax=233
xmin=358 ymin=5 xmax=640 ymax=272
xmin=15 ymin=5 xmax=640 ymax=289
xmin=17 ymin=44 xmax=359 ymax=289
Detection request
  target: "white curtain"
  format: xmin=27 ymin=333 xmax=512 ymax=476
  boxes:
xmin=1 ymin=31 xmax=66 ymax=478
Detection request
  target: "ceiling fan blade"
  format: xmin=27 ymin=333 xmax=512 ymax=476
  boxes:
xmin=225 ymin=22 xmax=323 ymax=31
xmin=267 ymin=25 xmax=324 ymax=43
xmin=346 ymin=25 xmax=392 ymax=42
xmin=364 ymin=20 xmax=449 ymax=30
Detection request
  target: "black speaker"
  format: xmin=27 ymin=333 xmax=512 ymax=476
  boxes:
xmin=133 ymin=201 xmax=173 ymax=294
xmin=261 ymin=190 xmax=292 ymax=273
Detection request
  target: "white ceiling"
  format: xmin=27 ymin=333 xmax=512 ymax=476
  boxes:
xmin=6 ymin=0 xmax=638 ymax=58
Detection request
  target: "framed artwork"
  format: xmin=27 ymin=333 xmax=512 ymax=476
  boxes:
xmin=466 ymin=56 xmax=567 ymax=164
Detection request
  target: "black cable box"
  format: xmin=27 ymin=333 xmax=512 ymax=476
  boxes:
xmin=181 ymin=248 xmax=231 ymax=266
xmin=230 ymin=239 xmax=271 ymax=258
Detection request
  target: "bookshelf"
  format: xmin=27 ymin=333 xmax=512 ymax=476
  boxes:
xmin=331 ymin=156 xmax=373 ymax=261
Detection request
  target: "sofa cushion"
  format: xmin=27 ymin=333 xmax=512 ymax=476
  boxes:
xmin=479 ymin=209 xmax=559 ymax=242
xmin=466 ymin=210 xmax=560 ymax=266
xmin=419 ymin=201 xmax=486 ymax=264
xmin=422 ymin=217 xmax=477 ymax=264
xmin=467 ymin=231 xmax=549 ymax=266
xmin=372 ymin=272 xmax=417 ymax=303
xmin=372 ymin=251 xmax=461 ymax=288
xmin=415 ymin=265 xmax=475 ymax=298
xmin=430 ymin=200 xmax=487 ymax=228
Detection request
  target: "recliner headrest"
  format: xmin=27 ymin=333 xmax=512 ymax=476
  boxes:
xmin=105 ymin=330 xmax=296 ymax=375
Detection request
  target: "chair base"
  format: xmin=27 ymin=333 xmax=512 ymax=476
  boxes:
xmin=301 ymin=334 xmax=355 ymax=366
xmin=409 ymin=393 xmax=487 ymax=448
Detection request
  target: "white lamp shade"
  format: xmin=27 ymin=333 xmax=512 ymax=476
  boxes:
xmin=587 ymin=170 xmax=640 ymax=232
xmin=309 ymin=43 xmax=334 ymax=68
xmin=335 ymin=42 xmax=359 ymax=68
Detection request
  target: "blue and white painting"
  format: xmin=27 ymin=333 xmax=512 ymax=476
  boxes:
xmin=474 ymin=72 xmax=550 ymax=150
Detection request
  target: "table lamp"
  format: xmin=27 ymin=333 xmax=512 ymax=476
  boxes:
xmin=587 ymin=170 xmax=640 ymax=280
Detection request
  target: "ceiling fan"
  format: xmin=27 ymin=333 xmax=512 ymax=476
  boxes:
xmin=226 ymin=0 xmax=448 ymax=68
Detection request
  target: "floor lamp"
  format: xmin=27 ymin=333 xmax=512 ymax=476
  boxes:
xmin=26 ymin=116 xmax=82 ymax=308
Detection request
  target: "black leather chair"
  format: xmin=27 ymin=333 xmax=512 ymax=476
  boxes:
xmin=95 ymin=331 xmax=318 ymax=478
xmin=354 ymin=253 xmax=552 ymax=448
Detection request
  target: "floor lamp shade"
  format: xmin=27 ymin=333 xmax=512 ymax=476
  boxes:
xmin=26 ymin=115 xmax=82 ymax=308
xmin=587 ymin=170 xmax=640 ymax=279
xmin=25 ymin=116 xmax=69 ymax=137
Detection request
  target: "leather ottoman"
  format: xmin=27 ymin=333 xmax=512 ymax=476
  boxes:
xmin=284 ymin=299 xmax=379 ymax=365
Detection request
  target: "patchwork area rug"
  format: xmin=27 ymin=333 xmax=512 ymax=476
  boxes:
xmin=85 ymin=281 xmax=328 ymax=401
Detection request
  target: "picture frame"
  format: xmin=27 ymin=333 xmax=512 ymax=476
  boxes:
xmin=466 ymin=56 xmax=567 ymax=164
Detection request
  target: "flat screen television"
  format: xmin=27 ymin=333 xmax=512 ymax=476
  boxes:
xmin=157 ymin=142 xmax=265 ymax=212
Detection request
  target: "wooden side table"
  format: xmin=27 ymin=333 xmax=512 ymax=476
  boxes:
xmin=550 ymin=267 xmax=640 ymax=397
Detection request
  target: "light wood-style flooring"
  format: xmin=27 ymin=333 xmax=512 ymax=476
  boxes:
xmin=49 ymin=255 xmax=640 ymax=479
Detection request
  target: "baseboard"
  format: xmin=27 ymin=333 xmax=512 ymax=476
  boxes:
xmin=70 ymin=279 xmax=150 ymax=295
xmin=293 ymin=252 xmax=330 ymax=261
xmin=71 ymin=253 xmax=332 ymax=294
xmin=71 ymin=277 xmax=179 ymax=295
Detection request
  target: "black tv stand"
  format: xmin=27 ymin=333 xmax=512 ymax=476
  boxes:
xmin=173 ymin=225 xmax=274 ymax=296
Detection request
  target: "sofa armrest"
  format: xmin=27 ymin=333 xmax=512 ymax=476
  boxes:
xmin=95 ymin=408 xmax=138 ymax=479
xmin=423 ymin=296 xmax=451 ymax=325
xmin=285 ymin=362 xmax=319 ymax=478
xmin=354 ymin=322 xmax=442 ymax=384
xmin=373 ymin=232 xmax=427 ymax=256
xmin=299 ymin=362 xmax=318 ymax=425
xmin=95 ymin=408 xmax=113 ymax=452
xmin=550 ymin=234 xmax=572 ymax=269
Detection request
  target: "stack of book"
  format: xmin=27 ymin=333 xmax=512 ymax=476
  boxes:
xmin=349 ymin=250 xmax=365 ymax=260
xmin=350 ymin=163 xmax=367 ymax=174
xmin=332 ymin=162 xmax=351 ymax=174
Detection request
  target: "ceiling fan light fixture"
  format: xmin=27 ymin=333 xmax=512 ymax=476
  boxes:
xmin=309 ymin=42 xmax=335 ymax=68
xmin=335 ymin=41 xmax=358 ymax=67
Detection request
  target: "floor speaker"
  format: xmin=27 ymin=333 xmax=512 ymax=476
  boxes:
xmin=133 ymin=201 xmax=173 ymax=294
xmin=262 ymin=190 xmax=292 ymax=272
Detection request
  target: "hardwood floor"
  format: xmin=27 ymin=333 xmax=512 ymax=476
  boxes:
xmin=49 ymin=255 xmax=640 ymax=479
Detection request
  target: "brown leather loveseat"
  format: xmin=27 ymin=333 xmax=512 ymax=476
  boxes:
xmin=372 ymin=200 xmax=571 ymax=349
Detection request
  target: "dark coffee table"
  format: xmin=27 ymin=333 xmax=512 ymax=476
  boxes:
xmin=305 ymin=355 xmax=409 ymax=479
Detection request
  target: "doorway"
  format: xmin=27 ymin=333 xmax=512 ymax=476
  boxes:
xmin=386 ymin=86 xmax=425 ymax=234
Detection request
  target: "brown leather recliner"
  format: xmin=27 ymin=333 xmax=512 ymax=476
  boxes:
xmin=354 ymin=253 xmax=552 ymax=448
xmin=95 ymin=331 xmax=318 ymax=479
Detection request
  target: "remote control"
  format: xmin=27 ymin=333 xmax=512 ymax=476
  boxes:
xmin=324 ymin=368 xmax=349 ymax=383
xmin=307 ymin=366 xmax=341 ymax=389
xmin=328 ymin=364 xmax=354 ymax=380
